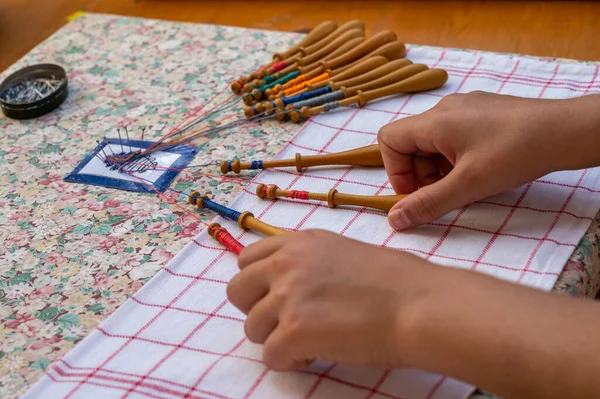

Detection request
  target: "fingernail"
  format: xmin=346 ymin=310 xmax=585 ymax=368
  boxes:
xmin=389 ymin=208 xmax=413 ymax=230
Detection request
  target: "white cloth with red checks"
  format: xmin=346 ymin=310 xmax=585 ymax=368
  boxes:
xmin=24 ymin=47 xmax=600 ymax=399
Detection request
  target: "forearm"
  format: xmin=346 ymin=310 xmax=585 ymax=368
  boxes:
xmin=544 ymin=94 xmax=600 ymax=171
xmin=401 ymin=266 xmax=600 ymax=398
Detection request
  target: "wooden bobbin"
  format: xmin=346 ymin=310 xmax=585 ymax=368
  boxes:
xmin=298 ymin=28 xmax=365 ymax=67
xmin=297 ymin=20 xmax=365 ymax=58
xmin=327 ymin=41 xmax=406 ymax=77
xmin=319 ymin=31 xmax=397 ymax=71
xmin=221 ymin=144 xmax=383 ymax=174
xmin=273 ymin=21 xmax=338 ymax=61
xmin=255 ymin=184 xmax=407 ymax=213
xmin=279 ymin=39 xmax=403 ymax=100
xmin=245 ymin=47 xmax=382 ymax=116
xmin=276 ymin=60 xmax=416 ymax=122
xmin=233 ymin=21 xmax=338 ymax=93
xmin=264 ymin=36 xmax=366 ymax=99
xmin=292 ymin=68 xmax=448 ymax=122
xmin=238 ymin=211 xmax=288 ymax=236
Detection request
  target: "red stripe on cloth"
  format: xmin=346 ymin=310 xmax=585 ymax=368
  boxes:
xmin=121 ymin=301 xmax=229 ymax=398
xmin=517 ymin=169 xmax=588 ymax=283
xmin=65 ymin=249 xmax=230 ymax=398
xmin=59 ymin=360 xmax=230 ymax=399
xmin=425 ymin=376 xmax=447 ymax=399
xmin=183 ymin=338 xmax=248 ymax=398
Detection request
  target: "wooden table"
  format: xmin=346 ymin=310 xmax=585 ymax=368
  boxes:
xmin=2 ymin=0 xmax=600 ymax=72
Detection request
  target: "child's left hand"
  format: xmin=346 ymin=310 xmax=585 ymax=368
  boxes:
xmin=226 ymin=229 xmax=434 ymax=371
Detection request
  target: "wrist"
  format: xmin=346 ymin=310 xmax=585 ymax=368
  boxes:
xmin=537 ymin=94 xmax=600 ymax=171
xmin=391 ymin=256 xmax=455 ymax=367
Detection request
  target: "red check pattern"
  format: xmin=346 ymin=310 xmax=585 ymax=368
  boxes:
xmin=24 ymin=47 xmax=600 ymax=399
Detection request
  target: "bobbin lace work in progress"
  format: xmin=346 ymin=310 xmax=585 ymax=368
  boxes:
xmin=15 ymin=15 xmax=600 ymax=399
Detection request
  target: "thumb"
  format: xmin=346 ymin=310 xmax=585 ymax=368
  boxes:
xmin=388 ymin=167 xmax=476 ymax=230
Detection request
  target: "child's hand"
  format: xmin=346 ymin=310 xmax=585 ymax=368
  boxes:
xmin=378 ymin=91 xmax=600 ymax=230
xmin=226 ymin=229 xmax=433 ymax=371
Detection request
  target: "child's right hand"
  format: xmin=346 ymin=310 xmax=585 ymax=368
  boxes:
xmin=377 ymin=91 xmax=600 ymax=230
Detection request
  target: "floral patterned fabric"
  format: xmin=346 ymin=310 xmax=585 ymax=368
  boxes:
xmin=0 ymin=13 xmax=598 ymax=399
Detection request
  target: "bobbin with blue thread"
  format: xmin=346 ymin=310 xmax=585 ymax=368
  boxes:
xmin=189 ymin=191 xmax=288 ymax=236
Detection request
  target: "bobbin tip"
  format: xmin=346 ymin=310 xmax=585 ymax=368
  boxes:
xmin=264 ymin=101 xmax=274 ymax=114
xmin=300 ymin=107 xmax=311 ymax=120
xmin=207 ymin=223 xmax=221 ymax=238
xmin=242 ymin=94 xmax=254 ymax=106
xmin=256 ymin=184 xmax=266 ymax=199
xmin=275 ymin=107 xmax=288 ymax=121
xmin=251 ymin=89 xmax=262 ymax=101
xmin=273 ymin=98 xmax=284 ymax=108
xmin=220 ymin=161 xmax=230 ymax=174
xmin=231 ymin=82 xmax=242 ymax=94
xmin=241 ymin=83 xmax=253 ymax=93
xmin=267 ymin=94 xmax=276 ymax=101
xmin=266 ymin=185 xmax=278 ymax=200
xmin=264 ymin=88 xmax=274 ymax=99
xmin=289 ymin=109 xmax=302 ymax=123
xmin=243 ymin=106 xmax=255 ymax=119
xmin=254 ymin=102 xmax=265 ymax=115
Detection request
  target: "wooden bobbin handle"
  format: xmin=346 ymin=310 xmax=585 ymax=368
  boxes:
xmin=331 ymin=58 xmax=412 ymax=91
xmin=328 ymin=41 xmax=405 ymax=77
xmin=359 ymin=67 xmax=448 ymax=105
xmin=306 ymin=56 xmax=389 ymax=92
xmin=238 ymin=211 xmax=288 ymax=236
xmin=299 ymin=20 xmax=365 ymax=57
xmin=273 ymin=21 xmax=337 ymax=61
xmin=340 ymin=63 xmax=429 ymax=97
xmin=319 ymin=31 xmax=397 ymax=71
xmin=357 ymin=41 xmax=406 ymax=63
xmin=294 ymin=144 xmax=383 ymax=171
xmin=255 ymin=184 xmax=407 ymax=213
xmin=299 ymin=68 xmax=448 ymax=120
xmin=298 ymin=29 xmax=365 ymax=66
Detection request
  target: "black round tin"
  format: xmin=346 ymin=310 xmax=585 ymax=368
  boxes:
xmin=0 ymin=64 xmax=68 ymax=119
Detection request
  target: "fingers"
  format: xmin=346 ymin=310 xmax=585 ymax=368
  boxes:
xmin=263 ymin=328 xmax=314 ymax=372
xmin=377 ymin=114 xmax=439 ymax=194
xmin=227 ymin=265 xmax=270 ymax=314
xmin=244 ymin=293 xmax=281 ymax=344
xmin=413 ymin=157 xmax=442 ymax=188
xmin=238 ymin=234 xmax=289 ymax=270
xmin=388 ymin=165 xmax=477 ymax=230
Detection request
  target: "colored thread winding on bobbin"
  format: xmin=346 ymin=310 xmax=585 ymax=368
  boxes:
xmin=207 ymin=223 xmax=244 ymax=255
xmin=221 ymin=144 xmax=383 ymax=174
xmin=256 ymin=184 xmax=407 ymax=213
xmin=189 ymin=191 xmax=288 ymax=236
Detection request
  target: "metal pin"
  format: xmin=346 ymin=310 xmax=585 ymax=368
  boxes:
xmin=96 ymin=141 xmax=109 ymax=160
xmin=125 ymin=126 xmax=132 ymax=153
xmin=140 ymin=127 xmax=146 ymax=144
xmin=117 ymin=129 xmax=124 ymax=153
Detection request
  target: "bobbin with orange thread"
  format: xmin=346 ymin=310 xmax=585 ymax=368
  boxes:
xmin=261 ymin=35 xmax=366 ymax=98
